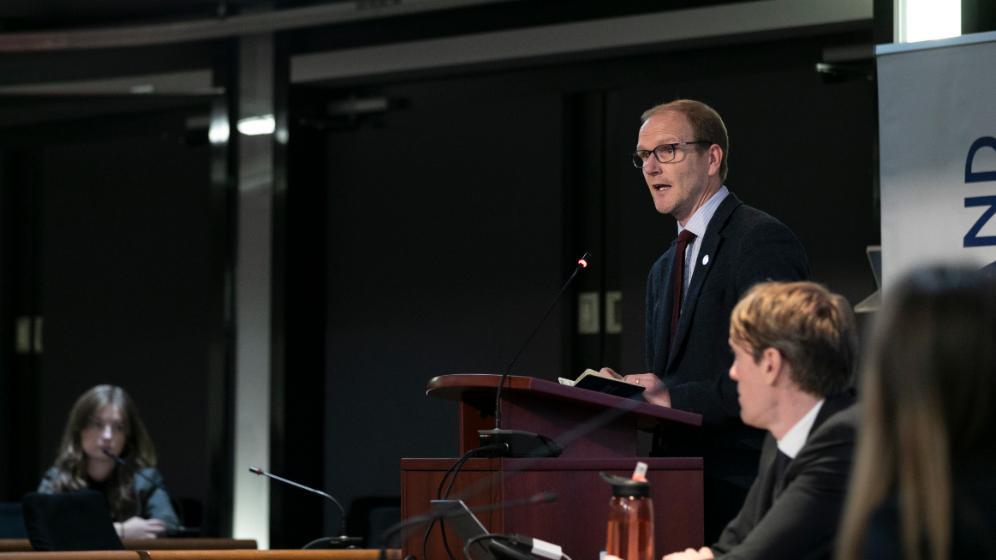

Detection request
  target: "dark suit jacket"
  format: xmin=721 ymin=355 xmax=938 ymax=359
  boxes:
xmin=710 ymin=394 xmax=858 ymax=560
xmin=647 ymin=193 xmax=809 ymax=474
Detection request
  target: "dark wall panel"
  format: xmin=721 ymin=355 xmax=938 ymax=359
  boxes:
xmin=35 ymin=120 xmax=214 ymax=514
xmin=322 ymin=83 xmax=566 ymax=524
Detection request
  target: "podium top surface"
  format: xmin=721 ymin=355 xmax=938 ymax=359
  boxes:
xmin=426 ymin=373 xmax=701 ymax=427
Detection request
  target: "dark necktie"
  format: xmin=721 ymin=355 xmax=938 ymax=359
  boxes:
xmin=771 ymin=450 xmax=792 ymax=501
xmin=669 ymin=229 xmax=698 ymax=346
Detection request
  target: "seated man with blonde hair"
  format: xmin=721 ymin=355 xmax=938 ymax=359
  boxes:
xmin=665 ymin=281 xmax=858 ymax=560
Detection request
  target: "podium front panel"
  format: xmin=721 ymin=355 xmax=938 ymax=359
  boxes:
xmin=400 ymin=457 xmax=703 ymax=560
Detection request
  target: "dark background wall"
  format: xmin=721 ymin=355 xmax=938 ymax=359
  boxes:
xmin=318 ymin=80 xmax=568 ymax=521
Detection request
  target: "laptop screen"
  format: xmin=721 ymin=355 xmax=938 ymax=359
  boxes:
xmin=21 ymin=490 xmax=124 ymax=551
xmin=430 ymin=499 xmax=496 ymax=560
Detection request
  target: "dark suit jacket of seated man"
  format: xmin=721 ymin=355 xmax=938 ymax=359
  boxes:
xmin=663 ymin=281 xmax=859 ymax=560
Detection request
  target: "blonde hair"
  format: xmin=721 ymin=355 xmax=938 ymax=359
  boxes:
xmin=837 ymin=266 xmax=996 ymax=560
xmin=641 ymin=99 xmax=730 ymax=182
xmin=729 ymin=281 xmax=856 ymax=396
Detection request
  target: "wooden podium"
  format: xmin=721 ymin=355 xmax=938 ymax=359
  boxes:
xmin=401 ymin=374 xmax=704 ymax=560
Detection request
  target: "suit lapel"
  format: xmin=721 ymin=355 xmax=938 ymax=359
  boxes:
xmin=804 ymin=392 xmax=856 ymax=444
xmin=757 ymin=436 xmax=781 ymax=514
xmin=652 ymin=238 xmax=679 ymax=373
xmin=665 ymin=193 xmax=743 ymax=371
xmin=777 ymin=391 xmax=857 ymax=494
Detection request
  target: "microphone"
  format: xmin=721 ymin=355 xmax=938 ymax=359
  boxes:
xmin=103 ymin=449 xmax=193 ymax=534
xmin=248 ymin=466 xmax=360 ymax=549
xmin=103 ymin=449 xmax=162 ymax=490
xmin=478 ymin=252 xmax=591 ymax=457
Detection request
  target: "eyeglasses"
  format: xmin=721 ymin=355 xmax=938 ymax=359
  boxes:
xmin=631 ymin=140 xmax=713 ymax=168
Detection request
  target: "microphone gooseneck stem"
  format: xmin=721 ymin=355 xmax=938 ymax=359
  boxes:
xmin=102 ymin=449 xmax=160 ymax=489
xmin=249 ymin=467 xmax=349 ymax=536
xmin=495 ymin=252 xmax=590 ymax=429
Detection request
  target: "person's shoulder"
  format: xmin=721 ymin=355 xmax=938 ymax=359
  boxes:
xmin=37 ymin=466 xmax=60 ymax=493
xmin=953 ymin=474 xmax=996 ymax=555
xmin=822 ymin=405 xmax=859 ymax=438
xmin=133 ymin=467 xmax=165 ymax=489
xmin=808 ymin=398 xmax=859 ymax=447
xmin=136 ymin=466 xmax=163 ymax=479
xmin=726 ymin=201 xmax=796 ymax=239
xmin=863 ymin=494 xmax=902 ymax=558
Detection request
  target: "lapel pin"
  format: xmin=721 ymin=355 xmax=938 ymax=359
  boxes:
xmin=702 ymin=254 xmax=710 ymax=266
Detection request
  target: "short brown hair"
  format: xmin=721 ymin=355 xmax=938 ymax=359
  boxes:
xmin=641 ymin=99 xmax=729 ymax=182
xmin=729 ymin=281 xmax=856 ymax=397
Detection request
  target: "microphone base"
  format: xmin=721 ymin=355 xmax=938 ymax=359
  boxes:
xmin=302 ymin=535 xmax=363 ymax=549
xmin=477 ymin=429 xmax=563 ymax=458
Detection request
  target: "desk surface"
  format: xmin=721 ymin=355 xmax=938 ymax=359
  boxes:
xmin=0 ymin=549 xmax=401 ymax=560
xmin=145 ymin=551 xmax=400 ymax=559
xmin=0 ymin=540 xmax=257 ymax=553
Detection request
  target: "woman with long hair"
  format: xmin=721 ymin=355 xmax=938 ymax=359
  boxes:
xmin=837 ymin=266 xmax=996 ymax=559
xmin=38 ymin=384 xmax=179 ymax=539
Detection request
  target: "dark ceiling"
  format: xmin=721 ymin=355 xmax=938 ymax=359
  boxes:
xmin=0 ymin=0 xmax=341 ymax=31
xmin=0 ymin=0 xmax=757 ymax=34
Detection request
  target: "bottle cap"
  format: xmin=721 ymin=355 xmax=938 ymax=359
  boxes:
xmin=600 ymin=471 xmax=650 ymax=497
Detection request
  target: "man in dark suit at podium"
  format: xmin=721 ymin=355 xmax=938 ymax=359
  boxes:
xmin=663 ymin=281 xmax=857 ymax=560
xmin=602 ymin=99 xmax=809 ymax=539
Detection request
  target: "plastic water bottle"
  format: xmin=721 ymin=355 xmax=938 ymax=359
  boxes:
xmin=602 ymin=465 xmax=654 ymax=560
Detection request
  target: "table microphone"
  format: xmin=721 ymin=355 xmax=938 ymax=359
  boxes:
xmin=478 ymin=252 xmax=590 ymax=458
xmin=103 ymin=449 xmax=197 ymax=534
xmin=248 ymin=466 xmax=360 ymax=548
xmin=102 ymin=449 xmax=164 ymax=491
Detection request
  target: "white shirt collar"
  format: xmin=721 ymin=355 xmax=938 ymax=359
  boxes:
xmin=678 ymin=185 xmax=729 ymax=238
xmin=776 ymin=399 xmax=825 ymax=459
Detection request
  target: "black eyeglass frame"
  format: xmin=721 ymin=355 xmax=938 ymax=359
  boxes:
xmin=631 ymin=140 xmax=714 ymax=168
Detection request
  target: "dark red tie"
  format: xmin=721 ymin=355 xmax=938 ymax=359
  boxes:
xmin=670 ymin=229 xmax=697 ymax=345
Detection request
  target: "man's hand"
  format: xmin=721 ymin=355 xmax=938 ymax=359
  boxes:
xmin=663 ymin=546 xmax=714 ymax=560
xmin=117 ymin=516 xmax=167 ymax=539
xmin=599 ymin=367 xmax=623 ymax=379
xmin=599 ymin=368 xmax=671 ymax=407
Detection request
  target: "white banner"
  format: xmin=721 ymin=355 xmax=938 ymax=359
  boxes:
xmin=877 ymin=31 xmax=996 ymax=290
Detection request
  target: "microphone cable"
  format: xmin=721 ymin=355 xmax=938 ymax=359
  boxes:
xmin=424 ymin=443 xmax=507 ymax=560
